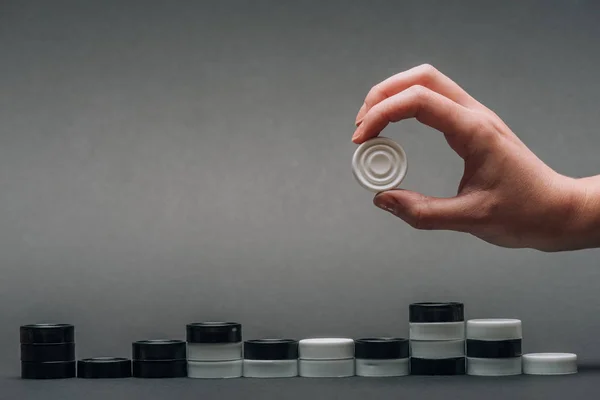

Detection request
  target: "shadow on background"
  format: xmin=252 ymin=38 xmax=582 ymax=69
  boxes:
xmin=577 ymin=362 xmax=600 ymax=371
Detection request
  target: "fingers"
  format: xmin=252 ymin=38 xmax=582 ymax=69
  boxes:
xmin=373 ymin=190 xmax=482 ymax=232
xmin=355 ymin=64 xmax=486 ymax=126
xmin=351 ymin=85 xmax=482 ymax=156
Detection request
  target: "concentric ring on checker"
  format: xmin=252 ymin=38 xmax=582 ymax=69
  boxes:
xmin=352 ymin=137 xmax=407 ymax=192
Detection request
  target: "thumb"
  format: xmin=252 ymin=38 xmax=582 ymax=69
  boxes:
xmin=373 ymin=190 xmax=478 ymax=231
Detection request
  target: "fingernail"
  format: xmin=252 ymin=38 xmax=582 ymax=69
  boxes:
xmin=355 ymin=103 xmax=366 ymax=125
xmin=351 ymin=127 xmax=361 ymax=142
xmin=373 ymin=194 xmax=398 ymax=214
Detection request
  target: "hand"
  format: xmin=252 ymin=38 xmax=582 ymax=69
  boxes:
xmin=352 ymin=64 xmax=592 ymax=252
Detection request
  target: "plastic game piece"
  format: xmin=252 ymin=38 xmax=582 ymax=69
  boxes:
xmin=522 ymin=353 xmax=577 ymax=375
xmin=355 ymin=358 xmax=409 ymax=377
xmin=298 ymin=338 xmax=354 ymax=360
xmin=466 ymin=319 xmax=522 ymax=340
xmin=409 ymin=302 xmax=464 ymax=323
xmin=77 ymin=357 xmax=132 ymax=378
xmin=354 ymin=338 xmax=409 ymax=359
xmin=132 ymin=339 xmax=187 ymax=361
xmin=466 ymin=357 xmax=522 ymax=376
xmin=20 ymin=343 xmax=75 ymax=362
xmin=299 ymin=359 xmax=355 ymax=378
xmin=186 ymin=322 xmax=242 ymax=343
xmin=409 ymin=322 xmax=465 ymax=341
xmin=243 ymin=358 xmax=298 ymax=378
xmin=132 ymin=360 xmax=187 ymax=378
xmin=352 ymin=137 xmax=407 ymax=192
xmin=20 ymin=324 xmax=74 ymax=344
xmin=410 ymin=357 xmax=466 ymax=375
xmin=21 ymin=361 xmax=76 ymax=379
xmin=188 ymin=360 xmax=243 ymax=379
xmin=466 ymin=339 xmax=522 ymax=358
xmin=187 ymin=342 xmax=242 ymax=362
xmin=244 ymin=339 xmax=298 ymax=360
xmin=410 ymin=339 xmax=465 ymax=359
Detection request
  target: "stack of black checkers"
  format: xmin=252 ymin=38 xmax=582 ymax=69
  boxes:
xmin=20 ymin=324 xmax=76 ymax=379
xmin=409 ymin=302 xmax=466 ymax=375
xmin=466 ymin=319 xmax=522 ymax=376
xmin=77 ymin=358 xmax=132 ymax=379
xmin=132 ymin=340 xmax=187 ymax=378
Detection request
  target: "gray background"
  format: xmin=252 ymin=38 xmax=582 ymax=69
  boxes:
xmin=1 ymin=0 xmax=600 ymax=380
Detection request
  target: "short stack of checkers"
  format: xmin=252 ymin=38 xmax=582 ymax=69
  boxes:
xmin=298 ymin=338 xmax=355 ymax=377
xmin=244 ymin=339 xmax=298 ymax=378
xmin=186 ymin=322 xmax=243 ymax=378
xmin=355 ymin=338 xmax=409 ymax=377
xmin=18 ymin=309 xmax=578 ymax=379
xmin=133 ymin=340 xmax=187 ymax=378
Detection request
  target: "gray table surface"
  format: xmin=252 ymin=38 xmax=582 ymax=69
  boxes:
xmin=3 ymin=368 xmax=597 ymax=400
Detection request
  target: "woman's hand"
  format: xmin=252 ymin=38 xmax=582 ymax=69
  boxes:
xmin=352 ymin=64 xmax=596 ymax=252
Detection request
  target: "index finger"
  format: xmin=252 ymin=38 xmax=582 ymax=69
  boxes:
xmin=356 ymin=64 xmax=489 ymax=125
xmin=352 ymin=85 xmax=483 ymax=158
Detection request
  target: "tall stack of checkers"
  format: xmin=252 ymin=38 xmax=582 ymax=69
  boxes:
xmin=409 ymin=302 xmax=466 ymax=375
xmin=466 ymin=319 xmax=523 ymax=376
xmin=20 ymin=324 xmax=76 ymax=379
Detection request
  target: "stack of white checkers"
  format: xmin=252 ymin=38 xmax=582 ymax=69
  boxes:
xmin=186 ymin=322 xmax=243 ymax=379
xmin=466 ymin=319 xmax=522 ymax=376
xmin=409 ymin=302 xmax=465 ymax=375
xmin=298 ymin=338 xmax=355 ymax=378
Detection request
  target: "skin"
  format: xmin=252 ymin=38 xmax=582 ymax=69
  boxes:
xmin=352 ymin=64 xmax=600 ymax=252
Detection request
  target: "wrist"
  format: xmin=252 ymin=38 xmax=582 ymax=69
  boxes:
xmin=560 ymin=175 xmax=600 ymax=251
